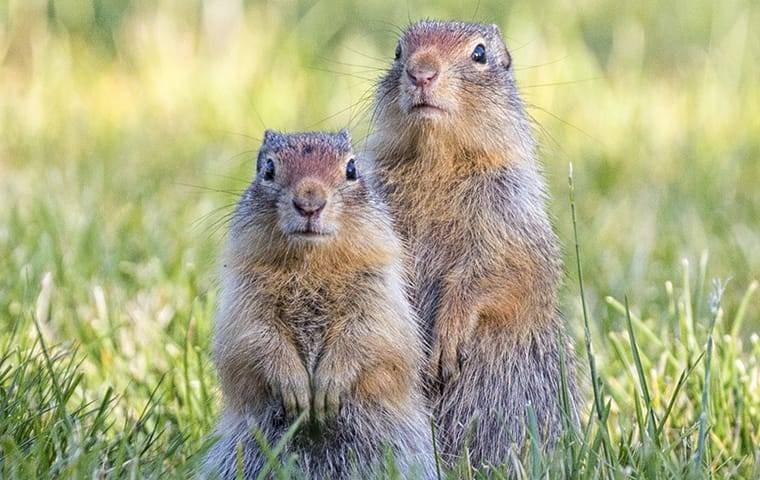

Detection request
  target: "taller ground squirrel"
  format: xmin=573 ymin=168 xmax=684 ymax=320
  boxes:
xmin=368 ymin=20 xmax=579 ymax=468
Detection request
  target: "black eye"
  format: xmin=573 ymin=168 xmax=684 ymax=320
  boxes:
xmin=471 ymin=44 xmax=486 ymax=64
xmin=394 ymin=44 xmax=402 ymax=60
xmin=346 ymin=159 xmax=357 ymax=181
xmin=262 ymin=158 xmax=275 ymax=181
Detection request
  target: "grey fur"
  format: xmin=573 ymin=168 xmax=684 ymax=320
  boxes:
xmin=206 ymin=402 xmax=435 ymax=479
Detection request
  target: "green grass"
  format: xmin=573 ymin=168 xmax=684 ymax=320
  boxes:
xmin=1 ymin=0 xmax=758 ymax=478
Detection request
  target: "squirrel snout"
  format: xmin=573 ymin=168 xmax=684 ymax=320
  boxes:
xmin=292 ymin=180 xmax=327 ymax=219
xmin=293 ymin=197 xmax=325 ymax=218
xmin=406 ymin=65 xmax=439 ymax=88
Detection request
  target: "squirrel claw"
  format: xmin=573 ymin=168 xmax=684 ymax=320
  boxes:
xmin=429 ymin=339 xmax=464 ymax=388
xmin=438 ymin=353 xmax=461 ymax=386
xmin=274 ymin=375 xmax=310 ymax=423
xmin=313 ymin=375 xmax=345 ymax=423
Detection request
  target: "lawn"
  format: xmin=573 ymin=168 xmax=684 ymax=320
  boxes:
xmin=0 ymin=0 xmax=758 ymax=478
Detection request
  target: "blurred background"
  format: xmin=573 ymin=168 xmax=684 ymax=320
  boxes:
xmin=0 ymin=0 xmax=758 ymax=475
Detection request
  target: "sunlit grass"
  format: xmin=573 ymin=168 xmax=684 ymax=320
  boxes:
xmin=1 ymin=0 xmax=758 ymax=477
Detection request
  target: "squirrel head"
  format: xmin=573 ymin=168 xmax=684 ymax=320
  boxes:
xmin=253 ymin=129 xmax=356 ymax=243
xmin=229 ymin=130 xmax=396 ymax=266
xmin=373 ymin=21 xmax=531 ymax=159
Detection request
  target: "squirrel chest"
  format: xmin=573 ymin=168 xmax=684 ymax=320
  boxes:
xmin=266 ymin=269 xmax=375 ymax=372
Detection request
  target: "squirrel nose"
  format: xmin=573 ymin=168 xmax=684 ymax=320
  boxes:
xmin=407 ymin=67 xmax=438 ymax=88
xmin=293 ymin=197 xmax=326 ymax=219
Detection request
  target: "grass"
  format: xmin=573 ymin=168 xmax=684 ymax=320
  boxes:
xmin=1 ymin=0 xmax=759 ymax=478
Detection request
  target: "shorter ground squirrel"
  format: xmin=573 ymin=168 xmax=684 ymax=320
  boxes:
xmin=368 ymin=21 xmax=579 ymax=468
xmin=205 ymin=130 xmax=435 ymax=479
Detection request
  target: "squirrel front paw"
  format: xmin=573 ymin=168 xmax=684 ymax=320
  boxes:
xmin=270 ymin=365 xmax=311 ymax=422
xmin=428 ymin=334 xmax=468 ymax=388
xmin=312 ymin=359 xmax=352 ymax=423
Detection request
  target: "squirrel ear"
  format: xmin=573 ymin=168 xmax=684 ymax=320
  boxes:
xmin=489 ymin=24 xmax=512 ymax=70
xmin=337 ymin=128 xmax=352 ymax=144
xmin=263 ymin=129 xmax=279 ymax=145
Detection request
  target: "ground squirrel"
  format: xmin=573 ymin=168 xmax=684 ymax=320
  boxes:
xmin=367 ymin=21 xmax=579 ymax=467
xmin=205 ymin=130 xmax=435 ymax=478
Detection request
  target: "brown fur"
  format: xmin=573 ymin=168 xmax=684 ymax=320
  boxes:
xmin=367 ymin=21 xmax=579 ymax=469
xmin=206 ymin=130 xmax=435 ymax=479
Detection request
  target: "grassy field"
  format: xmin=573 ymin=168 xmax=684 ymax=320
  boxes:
xmin=1 ymin=0 xmax=759 ymax=477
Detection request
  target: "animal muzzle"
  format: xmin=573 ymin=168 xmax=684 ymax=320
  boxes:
xmin=406 ymin=53 xmax=441 ymax=91
xmin=292 ymin=179 xmax=327 ymax=219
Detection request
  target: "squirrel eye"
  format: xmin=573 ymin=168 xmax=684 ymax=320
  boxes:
xmin=394 ymin=44 xmax=402 ymax=60
xmin=471 ymin=44 xmax=486 ymax=64
xmin=346 ymin=159 xmax=357 ymax=181
xmin=262 ymin=158 xmax=275 ymax=181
